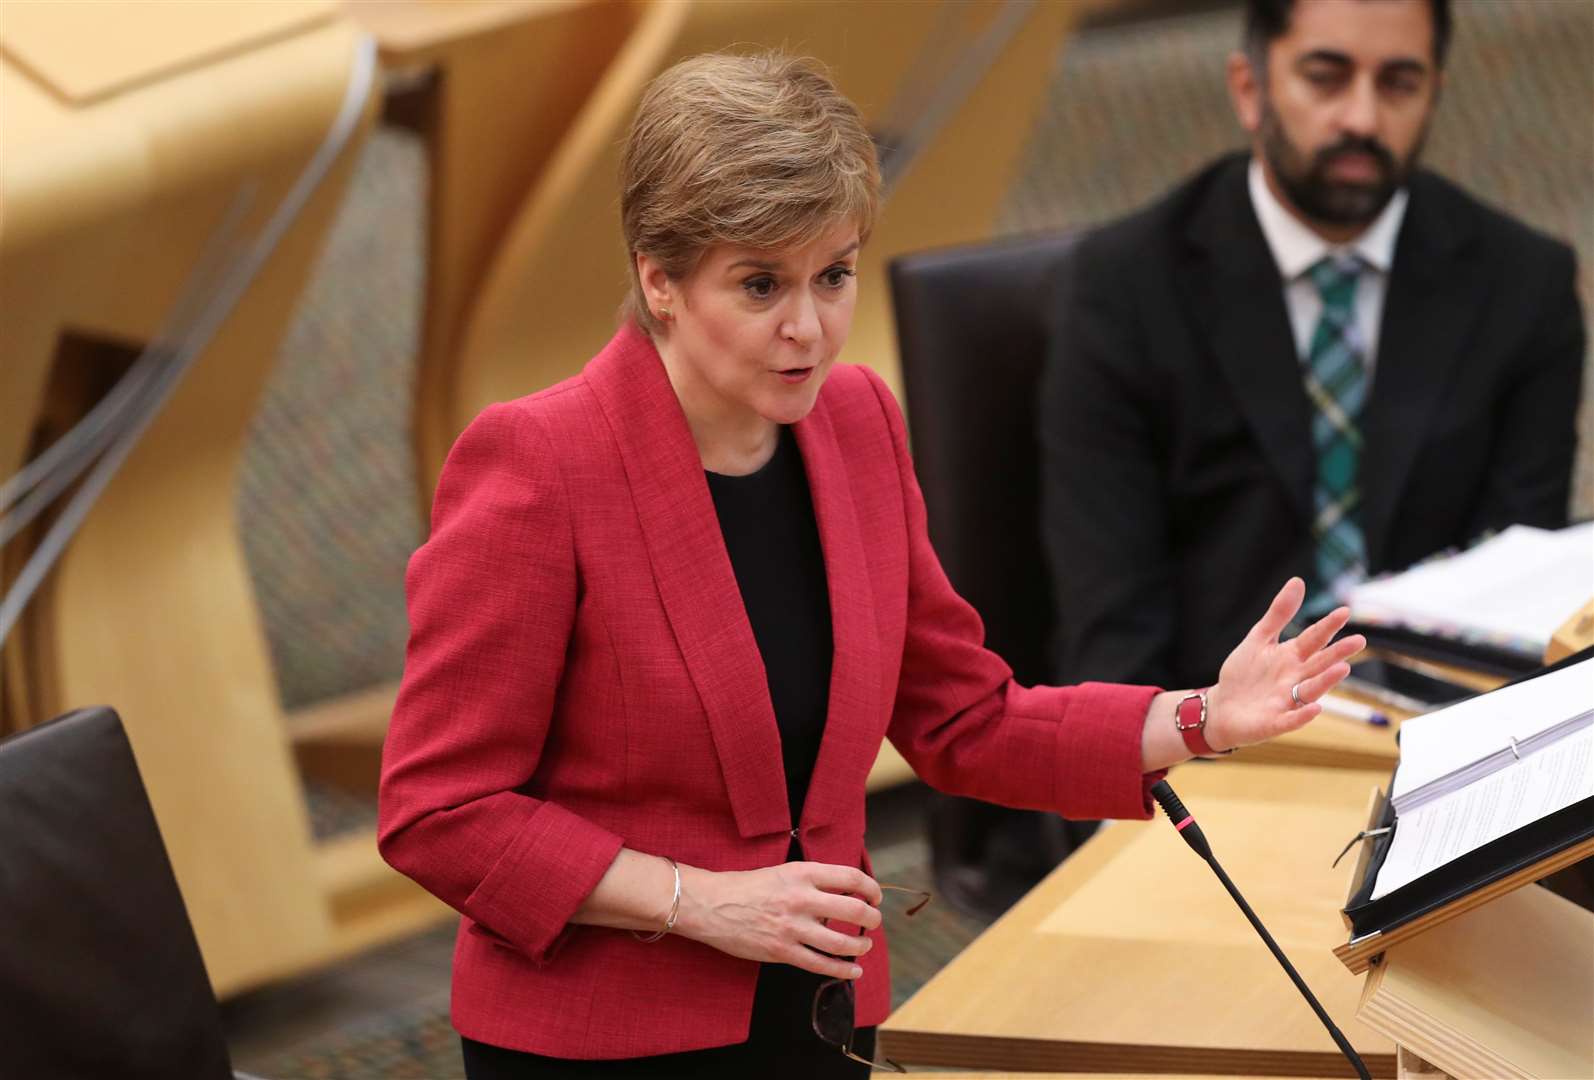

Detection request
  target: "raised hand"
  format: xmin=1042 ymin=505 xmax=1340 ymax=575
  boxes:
xmin=1205 ymin=577 xmax=1366 ymax=752
xmin=674 ymin=861 xmax=883 ymax=980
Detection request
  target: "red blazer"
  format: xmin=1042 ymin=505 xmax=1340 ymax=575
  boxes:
xmin=378 ymin=322 xmax=1162 ymax=1059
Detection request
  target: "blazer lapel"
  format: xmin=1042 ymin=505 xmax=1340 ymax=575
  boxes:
xmin=1182 ymin=157 xmax=1314 ymax=525
xmin=1360 ymin=177 xmax=1478 ymax=570
xmin=584 ymin=325 xmax=790 ymax=840
xmin=792 ymin=396 xmax=882 ymax=832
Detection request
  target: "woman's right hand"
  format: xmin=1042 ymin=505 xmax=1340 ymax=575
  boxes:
xmin=674 ymin=861 xmax=883 ymax=980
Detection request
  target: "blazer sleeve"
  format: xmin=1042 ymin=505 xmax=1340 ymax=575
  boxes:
xmin=377 ymin=402 xmax=624 ymax=965
xmin=1466 ymin=240 xmax=1585 ymax=538
xmin=859 ymin=367 xmax=1164 ymax=822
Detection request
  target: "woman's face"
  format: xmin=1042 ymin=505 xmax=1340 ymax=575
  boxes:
xmin=642 ymin=222 xmax=860 ymax=430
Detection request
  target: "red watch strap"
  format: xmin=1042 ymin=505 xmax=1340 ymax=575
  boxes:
xmin=1175 ymin=689 xmax=1231 ymax=758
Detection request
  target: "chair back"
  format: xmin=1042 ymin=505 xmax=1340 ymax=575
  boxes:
xmin=889 ymin=230 xmax=1084 ymax=686
xmin=0 ymin=706 xmax=234 ymax=1079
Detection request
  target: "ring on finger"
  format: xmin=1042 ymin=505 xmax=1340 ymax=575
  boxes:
xmin=1290 ymin=682 xmax=1304 ymax=708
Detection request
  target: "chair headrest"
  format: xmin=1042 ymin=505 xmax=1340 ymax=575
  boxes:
xmin=0 ymin=707 xmax=233 ymax=1079
xmin=887 ymin=231 xmax=1085 ymax=687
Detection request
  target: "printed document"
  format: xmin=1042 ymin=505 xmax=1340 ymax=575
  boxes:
xmin=1349 ymin=522 xmax=1593 ymax=654
xmin=1391 ymin=658 xmax=1594 ymax=812
xmin=1373 ymin=724 xmax=1594 ymax=899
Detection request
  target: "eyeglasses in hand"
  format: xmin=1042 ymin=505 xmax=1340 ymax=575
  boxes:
xmin=810 ymin=884 xmax=931 ymax=1073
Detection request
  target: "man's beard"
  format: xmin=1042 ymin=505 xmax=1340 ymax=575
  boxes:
xmin=1258 ymin=100 xmax=1425 ymax=227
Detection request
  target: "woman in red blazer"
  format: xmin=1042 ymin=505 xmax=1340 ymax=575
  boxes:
xmin=378 ymin=52 xmax=1364 ymax=1077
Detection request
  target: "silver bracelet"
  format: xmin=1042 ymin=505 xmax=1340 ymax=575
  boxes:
xmin=632 ymin=856 xmax=680 ymax=943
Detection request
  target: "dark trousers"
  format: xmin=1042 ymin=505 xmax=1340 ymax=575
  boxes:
xmin=459 ymin=961 xmax=875 ymax=1079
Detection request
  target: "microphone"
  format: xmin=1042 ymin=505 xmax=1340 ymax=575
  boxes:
xmin=1150 ymin=779 xmax=1371 ymax=1080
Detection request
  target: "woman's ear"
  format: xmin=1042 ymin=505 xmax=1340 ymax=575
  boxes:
xmin=636 ymin=252 xmax=674 ymax=318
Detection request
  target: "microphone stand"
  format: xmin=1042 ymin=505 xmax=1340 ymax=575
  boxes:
xmin=1151 ymin=779 xmax=1372 ymax=1080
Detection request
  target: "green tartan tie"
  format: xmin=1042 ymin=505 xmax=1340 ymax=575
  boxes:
xmin=1302 ymin=254 xmax=1368 ymax=618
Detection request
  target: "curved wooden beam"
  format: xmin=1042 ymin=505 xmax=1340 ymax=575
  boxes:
xmin=0 ymin=8 xmax=382 ymax=996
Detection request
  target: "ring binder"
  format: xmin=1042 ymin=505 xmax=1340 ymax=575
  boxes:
xmin=1336 ymin=645 xmax=1594 ymax=974
xmin=1331 ymin=826 xmax=1393 ymax=870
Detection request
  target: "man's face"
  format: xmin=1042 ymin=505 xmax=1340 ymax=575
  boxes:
xmin=1235 ymin=0 xmax=1442 ymax=230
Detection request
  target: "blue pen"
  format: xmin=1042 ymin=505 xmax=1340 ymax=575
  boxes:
xmin=1320 ymin=693 xmax=1391 ymax=727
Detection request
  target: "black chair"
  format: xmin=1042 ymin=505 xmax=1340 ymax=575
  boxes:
xmin=889 ymin=230 xmax=1098 ymax=920
xmin=0 ymin=706 xmax=260 ymax=1079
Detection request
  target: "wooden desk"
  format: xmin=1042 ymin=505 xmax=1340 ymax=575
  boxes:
xmin=880 ymin=761 xmax=1397 ymax=1076
xmin=1357 ymin=882 xmax=1593 ymax=1079
xmin=343 ymin=0 xmax=637 ymax=516
xmin=1236 ymin=703 xmax=1403 ymax=772
xmin=1237 ymin=649 xmax=1506 ymax=773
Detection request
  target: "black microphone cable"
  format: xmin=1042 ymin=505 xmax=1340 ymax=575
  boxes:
xmin=1150 ymin=779 xmax=1371 ymax=1080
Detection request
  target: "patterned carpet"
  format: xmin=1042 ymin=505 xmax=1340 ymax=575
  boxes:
xmin=236 ymin=127 xmax=426 ymax=712
xmin=223 ymin=2 xmax=1594 ymax=1074
xmin=248 ymin=987 xmax=460 ymax=1080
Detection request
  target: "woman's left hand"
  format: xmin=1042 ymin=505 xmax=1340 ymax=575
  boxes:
xmin=1204 ymin=577 xmax=1366 ymax=753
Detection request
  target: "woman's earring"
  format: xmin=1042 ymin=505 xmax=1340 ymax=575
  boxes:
xmin=657 ymin=306 xmax=672 ymax=321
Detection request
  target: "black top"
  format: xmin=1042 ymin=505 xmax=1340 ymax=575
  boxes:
xmin=705 ymin=425 xmax=833 ymax=830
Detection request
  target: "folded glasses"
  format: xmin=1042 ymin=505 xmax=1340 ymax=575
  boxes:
xmin=810 ymin=884 xmax=931 ymax=1073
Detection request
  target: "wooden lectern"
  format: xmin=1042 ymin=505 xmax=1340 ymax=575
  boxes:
xmin=1545 ymin=597 xmax=1594 ymax=664
xmin=1349 ymin=635 xmax=1594 ymax=1079
xmin=1355 ymin=883 xmax=1593 ymax=1079
xmin=881 ymin=762 xmax=1399 ymax=1075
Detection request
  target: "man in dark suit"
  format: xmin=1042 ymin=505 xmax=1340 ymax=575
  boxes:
xmin=1041 ymin=0 xmax=1584 ymax=692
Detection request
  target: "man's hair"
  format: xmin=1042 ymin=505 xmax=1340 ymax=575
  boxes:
xmin=619 ymin=51 xmax=880 ymax=336
xmin=1244 ymin=0 xmax=1453 ymax=68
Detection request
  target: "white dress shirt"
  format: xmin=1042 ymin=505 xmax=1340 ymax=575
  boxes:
xmin=1247 ymin=156 xmax=1408 ymax=378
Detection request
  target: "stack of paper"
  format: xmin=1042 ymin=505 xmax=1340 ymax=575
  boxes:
xmin=1348 ymin=522 xmax=1594 ymax=657
xmin=1391 ymin=659 xmax=1594 ymax=813
xmin=1370 ymin=657 xmax=1594 ymax=900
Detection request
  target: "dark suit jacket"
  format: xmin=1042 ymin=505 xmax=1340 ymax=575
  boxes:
xmin=1041 ymin=153 xmax=1584 ymax=691
xmin=379 ymin=322 xmax=1161 ymax=1059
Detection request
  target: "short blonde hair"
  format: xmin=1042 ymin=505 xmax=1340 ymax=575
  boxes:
xmin=620 ymin=51 xmax=881 ymax=335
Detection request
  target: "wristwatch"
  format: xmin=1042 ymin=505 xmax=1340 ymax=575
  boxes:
xmin=1175 ymin=688 xmax=1232 ymax=758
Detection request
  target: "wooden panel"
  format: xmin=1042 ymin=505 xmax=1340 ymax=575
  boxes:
xmin=287 ymin=681 xmax=398 ymax=744
xmin=316 ymin=828 xmax=455 ymax=964
xmin=1 ymin=16 xmax=379 ymax=996
xmin=867 ymin=740 xmax=915 ymax=792
xmin=349 ymin=0 xmax=591 ymax=64
xmin=1357 ymin=884 xmax=1594 ymax=1079
xmin=1235 ymin=709 xmax=1402 ymax=772
xmin=1334 ymin=834 xmax=1594 ymax=974
xmin=881 ymin=761 xmax=1397 ymax=1076
xmin=1546 ymin=597 xmax=1594 ymax=663
xmin=0 ymin=0 xmax=335 ymax=104
xmin=340 ymin=0 xmax=640 ymax=514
